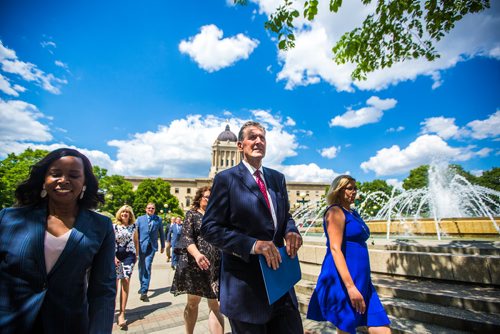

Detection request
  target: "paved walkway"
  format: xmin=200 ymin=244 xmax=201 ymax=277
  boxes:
xmin=112 ymin=253 xmax=333 ymax=333
xmin=112 ymin=253 xmax=225 ymax=333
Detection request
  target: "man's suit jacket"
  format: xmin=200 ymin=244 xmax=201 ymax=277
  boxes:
xmin=201 ymin=162 xmax=300 ymax=324
xmin=0 ymin=206 xmax=116 ymax=334
xmin=136 ymin=214 xmax=165 ymax=254
xmin=166 ymin=223 xmax=183 ymax=249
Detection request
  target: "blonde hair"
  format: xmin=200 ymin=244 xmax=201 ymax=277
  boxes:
xmin=326 ymin=175 xmax=356 ymax=205
xmin=115 ymin=205 xmax=136 ymax=225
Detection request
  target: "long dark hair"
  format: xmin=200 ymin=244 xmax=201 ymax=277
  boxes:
xmin=14 ymin=148 xmax=104 ymax=209
xmin=191 ymin=185 xmax=211 ymax=210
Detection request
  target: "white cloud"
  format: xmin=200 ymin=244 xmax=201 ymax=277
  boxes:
xmin=320 ymin=146 xmax=340 ymax=159
xmin=249 ymin=0 xmax=500 ymax=91
xmin=40 ymin=41 xmax=56 ymax=49
xmin=360 ymin=134 xmax=485 ymax=176
xmin=330 ymin=96 xmax=397 ymax=128
xmin=471 ymin=169 xmax=484 ymax=177
xmin=386 ymin=126 xmax=405 ymax=133
xmin=280 ymin=163 xmax=338 ymax=182
xmin=179 ymin=24 xmax=259 ymax=72
xmin=386 ymin=178 xmax=403 ymax=190
xmin=476 ymin=147 xmax=492 ymax=157
xmin=0 ymin=40 xmax=67 ymax=94
xmin=420 ymin=116 xmax=463 ymax=139
xmin=466 ymin=110 xmax=500 ymax=139
xmin=0 ymin=106 xmax=338 ymax=182
xmin=54 ymin=60 xmax=68 ymax=69
xmin=0 ymin=73 xmax=20 ymax=96
xmin=0 ymin=98 xmax=52 ymax=143
xmin=104 ymin=111 xmax=338 ymax=181
xmin=276 ymin=26 xmax=354 ymax=91
xmin=285 ymin=116 xmax=296 ymax=126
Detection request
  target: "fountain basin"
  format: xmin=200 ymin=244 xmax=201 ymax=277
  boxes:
xmin=366 ymin=217 xmax=500 ymax=238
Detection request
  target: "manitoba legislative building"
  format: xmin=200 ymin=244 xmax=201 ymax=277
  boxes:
xmin=125 ymin=125 xmax=328 ymax=212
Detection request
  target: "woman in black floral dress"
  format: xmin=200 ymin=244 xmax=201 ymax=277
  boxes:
xmin=113 ymin=205 xmax=138 ymax=329
xmin=171 ymin=186 xmax=224 ymax=334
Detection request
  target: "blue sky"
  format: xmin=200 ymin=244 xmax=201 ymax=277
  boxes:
xmin=1 ymin=0 xmax=499 ymax=185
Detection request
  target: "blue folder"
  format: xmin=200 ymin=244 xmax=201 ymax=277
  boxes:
xmin=258 ymin=246 xmax=301 ymax=304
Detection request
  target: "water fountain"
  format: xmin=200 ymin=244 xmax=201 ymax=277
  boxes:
xmin=296 ymin=162 xmax=500 ymax=240
xmin=366 ymin=163 xmax=499 ymax=240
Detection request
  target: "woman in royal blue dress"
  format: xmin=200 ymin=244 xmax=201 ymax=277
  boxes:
xmin=113 ymin=205 xmax=139 ymax=329
xmin=307 ymin=175 xmax=391 ymax=334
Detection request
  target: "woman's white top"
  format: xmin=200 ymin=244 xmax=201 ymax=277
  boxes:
xmin=44 ymin=229 xmax=72 ymax=274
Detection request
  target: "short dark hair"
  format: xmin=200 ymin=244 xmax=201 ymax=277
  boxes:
xmin=192 ymin=185 xmax=211 ymax=210
xmin=237 ymin=121 xmax=266 ymax=142
xmin=14 ymin=148 xmax=104 ymax=209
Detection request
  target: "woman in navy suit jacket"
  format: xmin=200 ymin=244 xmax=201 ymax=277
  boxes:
xmin=0 ymin=148 xmax=116 ymax=334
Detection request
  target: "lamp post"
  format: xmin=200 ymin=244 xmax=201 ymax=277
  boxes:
xmin=297 ymin=192 xmax=310 ymax=207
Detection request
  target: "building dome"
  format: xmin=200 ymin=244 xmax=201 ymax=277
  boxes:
xmin=216 ymin=124 xmax=237 ymax=142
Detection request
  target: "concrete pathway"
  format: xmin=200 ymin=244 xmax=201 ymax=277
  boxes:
xmin=112 ymin=253 xmax=228 ymax=333
xmin=112 ymin=253 xmax=331 ymax=333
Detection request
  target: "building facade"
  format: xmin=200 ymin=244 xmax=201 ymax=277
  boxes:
xmin=125 ymin=125 xmax=329 ymax=211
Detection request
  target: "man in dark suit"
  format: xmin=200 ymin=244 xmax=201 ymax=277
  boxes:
xmin=201 ymin=121 xmax=303 ymax=333
xmin=165 ymin=216 xmax=175 ymax=262
xmin=136 ymin=203 xmax=165 ymax=301
xmin=166 ymin=216 xmax=183 ymax=269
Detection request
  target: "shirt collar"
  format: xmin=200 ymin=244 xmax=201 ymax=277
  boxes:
xmin=242 ymin=159 xmax=264 ymax=177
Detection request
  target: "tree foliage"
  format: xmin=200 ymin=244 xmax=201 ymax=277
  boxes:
xmin=236 ymin=0 xmax=490 ymax=80
xmin=99 ymin=174 xmax=136 ymax=216
xmin=402 ymin=165 xmax=429 ymax=190
xmin=358 ymin=179 xmax=394 ymax=216
xmin=92 ymin=165 xmax=108 ymax=182
xmin=476 ymin=167 xmax=500 ymax=191
xmin=133 ymin=178 xmax=184 ymax=222
xmin=0 ymin=149 xmax=49 ymax=208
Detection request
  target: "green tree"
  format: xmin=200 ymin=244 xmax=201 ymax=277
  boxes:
xmin=448 ymin=164 xmax=477 ymax=184
xmin=92 ymin=165 xmax=108 ymax=182
xmin=99 ymin=175 xmax=136 ymax=216
xmin=476 ymin=167 xmax=500 ymax=191
xmin=0 ymin=149 xmax=48 ymax=208
xmin=133 ymin=178 xmax=184 ymax=222
xmin=358 ymin=179 xmax=394 ymax=216
xmin=403 ymin=164 xmax=479 ymax=190
xmin=236 ymin=0 xmax=490 ymax=80
xmin=403 ymin=165 xmax=429 ymax=190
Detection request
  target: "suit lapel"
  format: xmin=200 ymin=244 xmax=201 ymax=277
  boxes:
xmin=31 ymin=207 xmax=49 ymax=276
xmin=48 ymin=210 xmax=86 ymax=276
xmin=237 ymin=163 xmax=270 ymax=211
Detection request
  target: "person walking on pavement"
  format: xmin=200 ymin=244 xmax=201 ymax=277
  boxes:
xmin=113 ymin=204 xmax=139 ymax=329
xmin=136 ymin=203 xmax=165 ymax=302
xmin=201 ymin=121 xmax=304 ymax=333
xmin=167 ymin=216 xmax=183 ymax=269
xmin=171 ymin=186 xmax=224 ymax=334
xmin=165 ymin=216 xmax=175 ymax=262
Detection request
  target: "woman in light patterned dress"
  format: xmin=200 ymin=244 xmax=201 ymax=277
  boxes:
xmin=113 ymin=204 xmax=139 ymax=329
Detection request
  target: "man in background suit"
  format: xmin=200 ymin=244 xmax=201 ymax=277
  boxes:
xmin=165 ymin=216 xmax=175 ymax=262
xmin=137 ymin=203 xmax=165 ymax=301
xmin=166 ymin=216 xmax=183 ymax=269
xmin=201 ymin=121 xmax=303 ymax=333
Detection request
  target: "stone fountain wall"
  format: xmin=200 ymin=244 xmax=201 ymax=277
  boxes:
xmin=298 ymin=238 xmax=500 ymax=285
xmin=366 ymin=217 xmax=500 ymax=237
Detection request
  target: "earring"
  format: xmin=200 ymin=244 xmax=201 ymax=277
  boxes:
xmin=80 ymin=185 xmax=87 ymax=200
xmin=40 ymin=185 xmax=47 ymax=198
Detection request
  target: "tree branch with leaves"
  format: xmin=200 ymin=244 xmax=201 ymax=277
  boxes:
xmin=235 ymin=0 xmax=490 ymax=80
